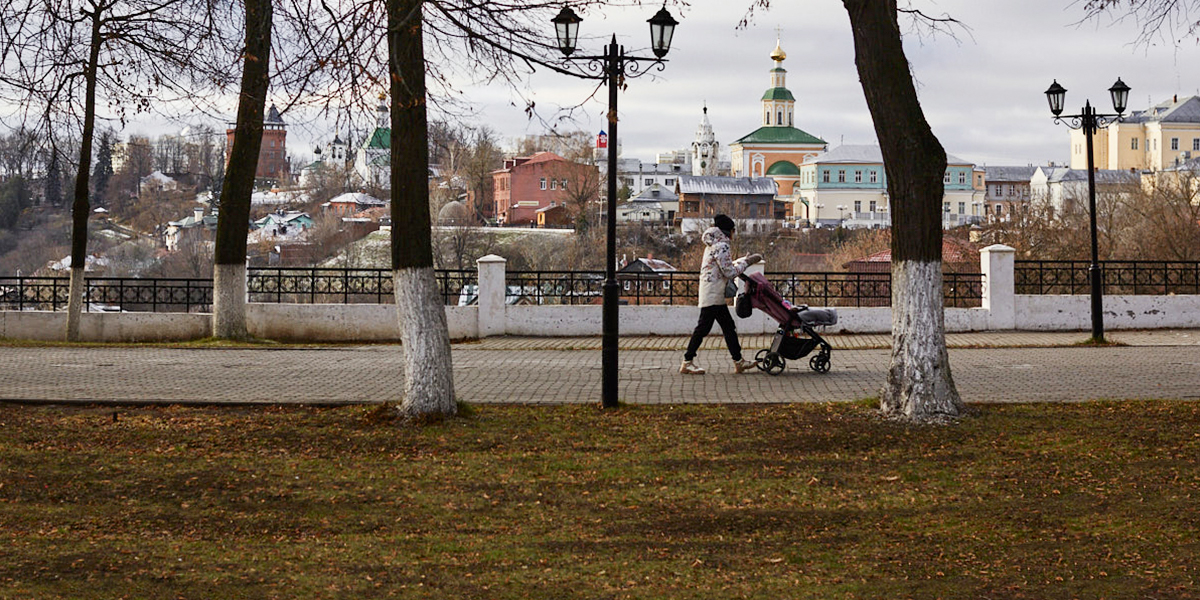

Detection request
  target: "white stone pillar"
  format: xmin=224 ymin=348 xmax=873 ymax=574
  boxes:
xmin=476 ymin=254 xmax=507 ymax=337
xmin=980 ymin=244 xmax=1016 ymax=330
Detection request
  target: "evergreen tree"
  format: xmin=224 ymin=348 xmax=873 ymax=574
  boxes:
xmin=44 ymin=151 xmax=62 ymax=207
xmin=92 ymin=130 xmax=114 ymax=206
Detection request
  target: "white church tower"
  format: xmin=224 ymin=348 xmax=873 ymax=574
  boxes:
xmin=691 ymin=104 xmax=719 ymax=176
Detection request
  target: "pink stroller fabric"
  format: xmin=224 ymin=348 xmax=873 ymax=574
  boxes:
xmin=741 ymin=272 xmax=838 ymax=328
xmin=742 ymin=272 xmax=803 ymax=329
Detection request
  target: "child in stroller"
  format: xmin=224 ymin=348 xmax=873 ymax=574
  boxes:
xmin=736 ymin=272 xmax=837 ymax=375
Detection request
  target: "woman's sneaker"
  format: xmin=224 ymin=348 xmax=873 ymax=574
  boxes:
xmin=679 ymin=360 xmax=706 ymax=375
xmin=733 ymin=359 xmax=757 ymax=373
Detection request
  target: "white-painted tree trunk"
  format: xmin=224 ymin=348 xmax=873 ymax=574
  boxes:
xmin=65 ymin=267 xmax=85 ymax=342
xmin=213 ymin=263 xmax=248 ymax=339
xmin=393 ymin=266 xmax=456 ymax=417
xmin=882 ymin=260 xmax=964 ymax=420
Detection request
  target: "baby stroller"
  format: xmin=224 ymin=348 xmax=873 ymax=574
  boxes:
xmin=736 ymin=272 xmax=837 ymax=375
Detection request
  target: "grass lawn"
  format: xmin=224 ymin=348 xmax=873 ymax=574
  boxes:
xmin=2 ymin=401 xmax=1199 ymax=599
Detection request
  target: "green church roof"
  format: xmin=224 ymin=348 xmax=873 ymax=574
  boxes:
xmin=735 ymin=126 xmax=826 ymax=146
xmin=761 ymin=87 xmax=795 ymax=101
xmin=366 ymin=127 xmax=391 ymax=150
xmin=765 ymin=160 xmax=801 ymax=176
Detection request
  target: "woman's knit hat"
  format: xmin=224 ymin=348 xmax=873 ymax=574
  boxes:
xmin=713 ymin=214 xmax=735 ymax=235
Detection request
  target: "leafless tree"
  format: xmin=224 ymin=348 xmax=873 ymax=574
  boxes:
xmin=747 ymin=0 xmax=964 ymax=421
xmin=0 ymin=0 xmax=225 ymax=340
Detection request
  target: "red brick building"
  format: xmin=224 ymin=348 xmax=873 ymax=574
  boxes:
xmin=226 ymin=104 xmax=289 ymax=182
xmin=492 ymin=152 xmax=597 ymax=226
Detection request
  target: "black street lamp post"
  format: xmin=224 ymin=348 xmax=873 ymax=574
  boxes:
xmin=1044 ymin=77 xmax=1130 ymax=343
xmin=553 ymin=5 xmax=678 ymax=408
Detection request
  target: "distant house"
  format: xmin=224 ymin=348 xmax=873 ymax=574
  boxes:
xmin=535 ymin=204 xmax=571 ymax=228
xmin=322 ymin=192 xmax=387 ymax=217
xmin=983 ymin=166 xmax=1038 ymax=222
xmin=617 ymin=183 xmax=678 ymax=225
xmin=164 ymin=206 xmax=218 ymax=251
xmin=676 ymin=175 xmax=778 ymax=234
xmin=250 ymin=210 xmax=315 ymax=243
xmin=492 ymin=152 xmax=598 ymax=226
xmin=617 ymin=257 xmax=678 ymax=304
xmin=139 ymin=171 xmax=178 ymax=196
xmin=1031 ymin=166 xmax=1139 ymax=215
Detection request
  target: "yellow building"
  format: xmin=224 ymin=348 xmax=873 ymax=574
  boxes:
xmin=729 ymin=40 xmax=827 ymax=206
xmin=1071 ymin=95 xmax=1200 ymax=172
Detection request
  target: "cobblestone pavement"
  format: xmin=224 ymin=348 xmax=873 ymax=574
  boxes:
xmin=2 ymin=330 xmax=1199 ymax=405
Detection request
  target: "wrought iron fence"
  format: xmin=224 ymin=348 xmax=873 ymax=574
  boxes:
xmin=0 ymin=276 xmax=212 ymax=312
xmin=765 ymin=272 xmax=984 ymax=308
xmin=1015 ymin=261 xmax=1200 ymax=295
xmin=502 ymin=271 xmax=698 ymax=305
xmin=502 ymin=270 xmax=984 ymax=308
xmin=246 ymin=268 xmax=476 ymax=305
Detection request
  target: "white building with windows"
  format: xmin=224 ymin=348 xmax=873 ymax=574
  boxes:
xmin=795 ymin=145 xmax=985 ymax=229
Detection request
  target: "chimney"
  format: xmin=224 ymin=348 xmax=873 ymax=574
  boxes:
xmin=193 ymin=207 xmax=204 ymax=221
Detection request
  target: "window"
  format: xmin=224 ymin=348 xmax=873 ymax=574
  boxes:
xmin=869 ymin=200 xmax=877 ymax=212
xmin=943 ymin=171 xmax=951 ymax=184
xmin=561 ymin=179 xmax=567 ymax=188
xmin=778 ymin=111 xmax=783 ymax=125
xmin=765 ymin=110 xmax=770 ymax=125
xmin=943 ymin=202 xmax=950 ymax=213
xmin=1132 ymin=138 xmax=1139 ymax=150
xmin=853 ymin=200 xmax=861 ymax=212
xmin=664 ymin=178 xmax=674 ymax=185
xmin=1154 ymin=138 xmax=1159 ymax=150
xmin=1194 ymin=139 xmax=1199 ymax=151
xmin=837 ymin=170 xmax=846 ymax=183
xmin=855 ymin=170 xmax=863 ymax=183
xmin=1005 ymin=185 xmax=1013 ymax=196
xmin=958 ymin=202 xmax=965 ymax=214
xmin=870 ymin=170 xmax=878 ymax=183
xmin=550 ymin=179 xmax=557 ymax=190
xmin=539 ymin=178 xmax=546 ymax=190
xmin=644 ymin=178 xmax=653 ymax=186
xmin=1172 ymin=137 xmax=1180 ymax=151
xmin=995 ymin=204 xmax=1003 ymax=215
xmin=991 ymin=184 xmax=1001 ymax=196
xmin=822 ymin=170 xmax=830 ymax=183
xmin=958 ymin=172 xmax=967 ymax=185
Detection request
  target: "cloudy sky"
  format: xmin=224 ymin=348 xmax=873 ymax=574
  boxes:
xmin=427 ymin=0 xmax=1200 ymax=168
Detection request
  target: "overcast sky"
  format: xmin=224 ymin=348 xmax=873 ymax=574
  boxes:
xmin=421 ymin=0 xmax=1200 ymax=168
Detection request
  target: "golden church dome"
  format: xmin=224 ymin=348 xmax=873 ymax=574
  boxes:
xmin=770 ymin=40 xmax=786 ymax=61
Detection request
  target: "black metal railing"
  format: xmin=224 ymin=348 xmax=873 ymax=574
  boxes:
xmin=765 ymin=272 xmax=984 ymax=308
xmin=501 ymin=270 xmax=984 ymax=308
xmin=0 ymin=276 xmax=213 ymax=312
xmin=246 ymin=268 xmax=476 ymax=306
xmin=1015 ymin=261 xmax=1200 ymax=295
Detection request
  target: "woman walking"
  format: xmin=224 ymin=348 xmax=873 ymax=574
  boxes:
xmin=680 ymin=214 xmax=762 ymax=375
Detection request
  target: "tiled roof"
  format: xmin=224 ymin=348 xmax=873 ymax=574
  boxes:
xmin=984 ymin=166 xmax=1039 ymax=182
xmin=678 ymin=175 xmax=777 ymax=196
xmin=734 ymin=126 xmax=825 ymax=146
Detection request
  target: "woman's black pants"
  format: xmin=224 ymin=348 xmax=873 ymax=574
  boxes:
xmin=684 ymin=304 xmax=742 ymax=362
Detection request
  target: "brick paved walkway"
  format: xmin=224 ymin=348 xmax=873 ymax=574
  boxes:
xmin=2 ymin=330 xmax=1198 ymax=405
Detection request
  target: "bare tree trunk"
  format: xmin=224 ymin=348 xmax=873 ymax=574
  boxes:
xmin=842 ymin=0 xmax=963 ymax=420
xmin=212 ymin=0 xmax=271 ymax=340
xmin=65 ymin=8 xmax=104 ymax=342
xmin=388 ymin=0 xmax=456 ymax=418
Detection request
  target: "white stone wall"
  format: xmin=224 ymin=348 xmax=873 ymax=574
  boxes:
xmin=4 ymin=248 xmax=1200 ymax=342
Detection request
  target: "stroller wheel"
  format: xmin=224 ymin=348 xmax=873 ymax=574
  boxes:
xmin=754 ymin=349 xmax=771 ymax=371
xmin=765 ymin=354 xmax=786 ymax=375
xmin=809 ymin=354 xmax=831 ymax=374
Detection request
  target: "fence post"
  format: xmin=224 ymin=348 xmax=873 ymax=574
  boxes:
xmin=980 ymin=244 xmax=1016 ymax=330
xmin=476 ymin=254 xmax=507 ymax=338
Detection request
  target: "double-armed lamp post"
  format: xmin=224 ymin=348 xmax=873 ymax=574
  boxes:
xmin=552 ymin=5 xmax=678 ymax=408
xmin=1044 ymin=77 xmax=1130 ymax=343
